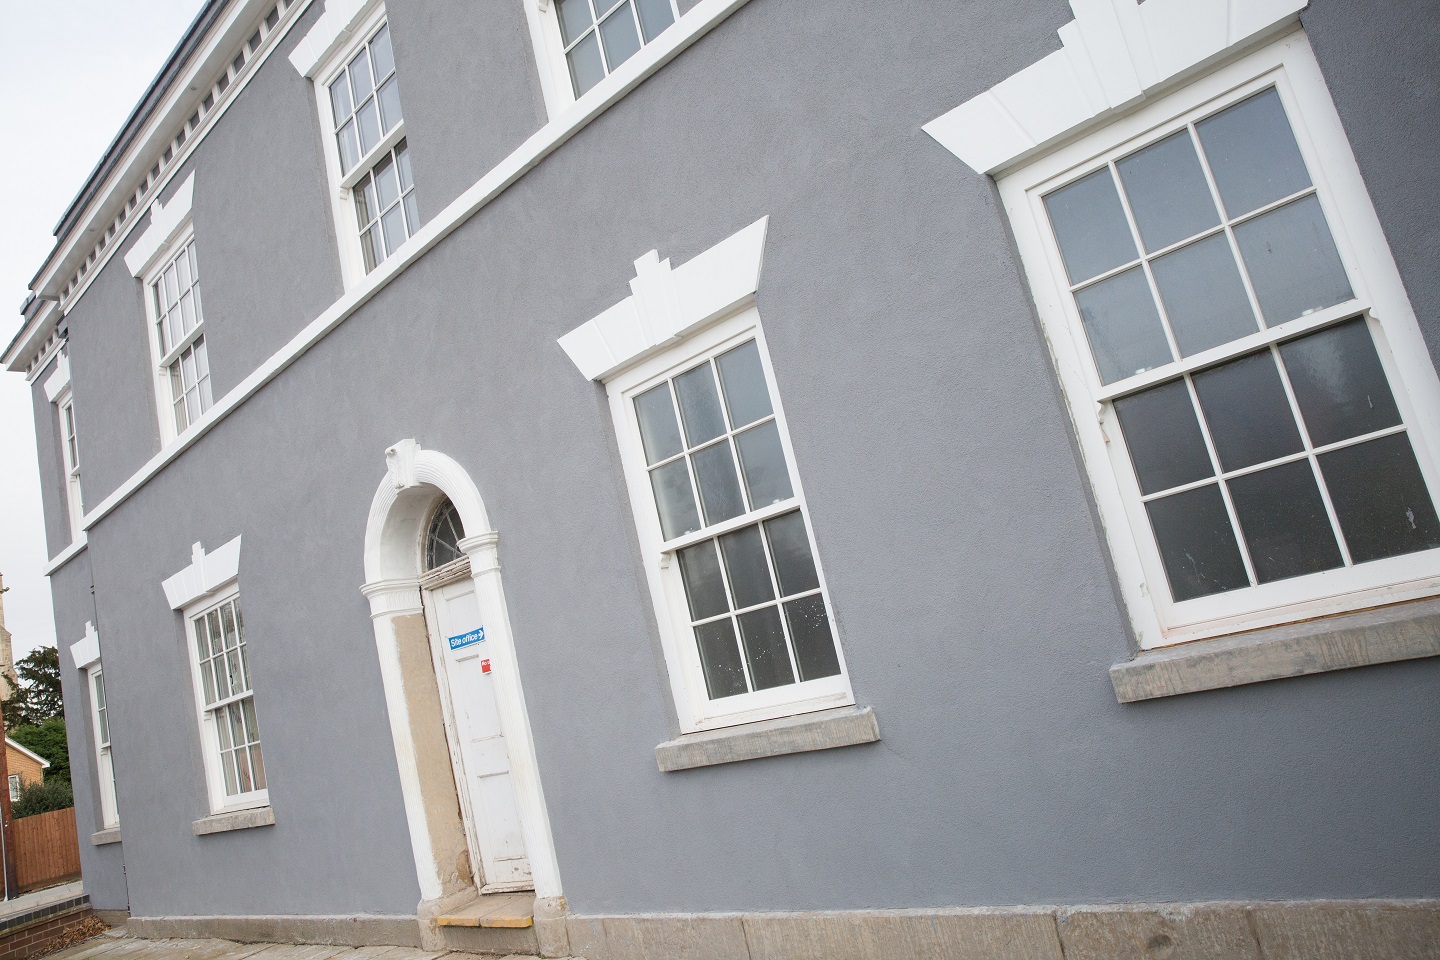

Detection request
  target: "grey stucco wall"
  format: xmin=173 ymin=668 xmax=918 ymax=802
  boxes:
xmin=31 ymin=0 xmax=1440 ymax=923
xmin=388 ymin=0 xmax=546 ymax=219
xmin=1306 ymin=0 xmax=1440 ymax=358
xmin=185 ymin=0 xmax=343 ymax=399
xmin=63 ymin=235 xmax=161 ymax=513
xmin=50 ymin=552 xmax=129 ymax=912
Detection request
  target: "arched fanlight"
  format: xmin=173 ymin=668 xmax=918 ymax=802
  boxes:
xmin=424 ymin=497 xmax=465 ymax=571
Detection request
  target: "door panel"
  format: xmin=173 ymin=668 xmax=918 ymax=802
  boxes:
xmin=428 ymin=576 xmax=532 ymax=888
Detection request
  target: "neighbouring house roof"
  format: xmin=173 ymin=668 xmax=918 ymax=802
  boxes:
xmin=5 ymin=739 xmax=51 ymax=770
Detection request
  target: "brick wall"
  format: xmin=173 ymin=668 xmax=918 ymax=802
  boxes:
xmin=0 ymin=903 xmax=94 ymax=960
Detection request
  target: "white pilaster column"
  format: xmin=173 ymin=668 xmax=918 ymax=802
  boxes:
xmin=360 ymin=576 xmax=444 ymax=902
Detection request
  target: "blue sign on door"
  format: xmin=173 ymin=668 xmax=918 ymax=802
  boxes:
xmin=447 ymin=626 xmax=485 ymax=650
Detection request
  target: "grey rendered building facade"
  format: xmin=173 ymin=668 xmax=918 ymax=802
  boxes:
xmin=7 ymin=0 xmax=1440 ymax=956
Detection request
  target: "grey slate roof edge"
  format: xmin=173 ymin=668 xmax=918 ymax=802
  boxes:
xmin=1110 ymin=597 xmax=1440 ymax=702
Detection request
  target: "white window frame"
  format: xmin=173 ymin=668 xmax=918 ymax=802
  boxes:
xmin=310 ymin=4 xmax=412 ymax=289
xmin=608 ymin=306 xmax=854 ymax=732
xmin=182 ymin=583 xmax=269 ymax=814
xmin=88 ymin=663 xmax=119 ymax=829
xmin=999 ymin=30 xmax=1440 ymax=651
xmin=7 ymin=776 xmax=18 ymax=803
xmin=55 ymin=387 xmax=83 ymax=541
xmin=142 ymin=224 xmax=212 ymax=444
xmin=526 ymin=0 xmax=681 ymax=115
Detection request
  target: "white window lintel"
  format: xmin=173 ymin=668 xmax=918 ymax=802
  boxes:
xmin=557 ymin=216 xmax=770 ymax=382
xmin=124 ymin=173 xmax=196 ymax=278
xmin=70 ymin=621 xmax=101 ymax=671
xmin=162 ymin=536 xmax=242 ymax=610
xmin=43 ymin=355 xmax=71 ymax=404
xmin=923 ymin=0 xmax=1307 ymax=175
xmin=288 ymin=0 xmax=382 ymax=78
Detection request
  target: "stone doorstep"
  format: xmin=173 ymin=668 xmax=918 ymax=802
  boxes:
xmin=434 ymin=893 xmax=535 ymax=930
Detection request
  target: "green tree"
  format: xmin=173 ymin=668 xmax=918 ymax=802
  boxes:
xmin=9 ymin=717 xmax=70 ymax=784
xmin=10 ymin=777 xmax=73 ymax=818
xmin=2 ymin=646 xmax=63 ymax=729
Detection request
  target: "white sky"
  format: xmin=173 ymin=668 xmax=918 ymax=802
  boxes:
xmin=1 ymin=1 xmax=205 ymax=659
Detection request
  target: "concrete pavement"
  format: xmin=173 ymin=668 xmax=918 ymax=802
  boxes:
xmin=50 ymin=934 xmax=578 ymax=960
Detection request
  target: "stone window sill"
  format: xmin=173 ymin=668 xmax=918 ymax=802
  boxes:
xmin=90 ymin=827 xmax=121 ymax=846
xmin=192 ymin=805 xmax=275 ymax=836
xmin=1110 ymin=597 xmax=1440 ymax=703
xmin=655 ymin=705 xmax=880 ymax=772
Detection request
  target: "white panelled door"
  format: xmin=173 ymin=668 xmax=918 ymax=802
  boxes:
xmin=426 ymin=575 xmax=532 ymax=890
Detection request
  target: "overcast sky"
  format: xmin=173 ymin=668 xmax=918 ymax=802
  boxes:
xmin=1 ymin=1 xmax=205 ymax=660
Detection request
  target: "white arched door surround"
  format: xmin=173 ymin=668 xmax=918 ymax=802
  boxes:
xmin=361 ymin=439 xmax=562 ymax=915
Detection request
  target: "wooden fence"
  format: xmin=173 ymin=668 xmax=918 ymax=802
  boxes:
xmin=13 ymin=808 xmax=81 ymax=893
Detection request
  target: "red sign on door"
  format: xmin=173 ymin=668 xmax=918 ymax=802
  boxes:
xmin=480 ymin=659 xmax=491 ymax=674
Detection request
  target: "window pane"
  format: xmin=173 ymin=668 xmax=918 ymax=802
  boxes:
xmin=329 ymin=76 xmax=352 ymax=123
xmin=195 ymin=623 xmax=216 ymax=702
xmin=1319 ymin=433 xmax=1440 ymax=564
xmin=719 ymin=524 xmax=775 ymax=609
xmin=360 ymin=225 xmax=381 ymax=273
xmin=1146 ymin=483 xmax=1250 ymax=601
xmin=691 ymin=441 xmax=746 ymax=525
xmin=1196 ymin=88 xmax=1312 ymax=218
xmin=337 ymin=121 xmax=360 ymax=173
xmin=355 ymin=175 xmax=377 ymax=228
xmin=557 ymin=0 xmax=594 ymax=44
xmin=207 ymin=609 xmax=225 ymax=657
xmin=764 ymin=510 xmax=820 ymax=596
xmin=674 ymin=363 xmax=726 ymax=446
xmin=1150 ymin=233 xmax=1259 ymax=356
xmin=355 ymin=99 xmax=381 ymax=155
xmin=235 ymin=742 xmax=254 ymax=793
xmin=677 ymin=540 xmax=729 ymax=621
xmin=1191 ymin=350 xmax=1303 ymax=472
xmin=396 ymin=141 xmax=414 ymax=191
xmin=635 ymin=383 xmax=684 ymax=464
xmin=348 ymin=47 xmax=374 ymax=100
xmin=241 ymin=696 xmax=260 ymax=744
xmin=369 ymin=23 xmax=395 ymax=80
xmin=651 ymin=447 xmax=700 ymax=538
xmin=220 ymin=748 xmax=239 ymax=796
xmin=381 ymin=204 xmax=407 ymax=256
xmin=1073 ymin=267 xmax=1173 ymax=384
xmin=714 ymin=340 xmax=772 ymax=428
xmin=598 ymin=6 xmax=642 ymax=71
xmin=1042 ymin=169 xmax=1138 ymax=284
xmin=593 ymin=0 xmax=624 ymax=16
xmin=695 ymin=619 xmax=747 ymax=700
xmin=635 ymin=0 xmax=675 ymax=41
xmin=179 ymin=291 xmax=196 ymax=334
xmin=216 ymin=707 xmax=234 ymax=749
xmin=1228 ymin=459 xmax=1343 ymax=583
xmin=177 ymin=247 xmax=192 ymax=288
xmin=377 ymin=76 xmax=403 ymax=132
xmin=249 ymin=744 xmax=266 ymax=791
xmin=1115 ymin=130 xmax=1220 ymax=253
xmin=567 ymin=33 xmax=606 ymax=96
xmin=403 ymin=192 xmax=420 ymax=234
xmin=375 ymin=150 xmax=401 ymax=208
xmin=1233 ymin=196 xmax=1352 ymax=326
xmin=1280 ymin=318 xmax=1402 ymax=447
xmin=734 ymin=421 xmax=793 ymax=509
xmin=737 ymin=607 xmax=795 ymax=690
xmin=219 ymin=602 xmax=238 ymax=649
xmin=784 ymin=594 xmax=841 ymax=682
xmin=1112 ymin=379 xmax=1214 ymax=495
